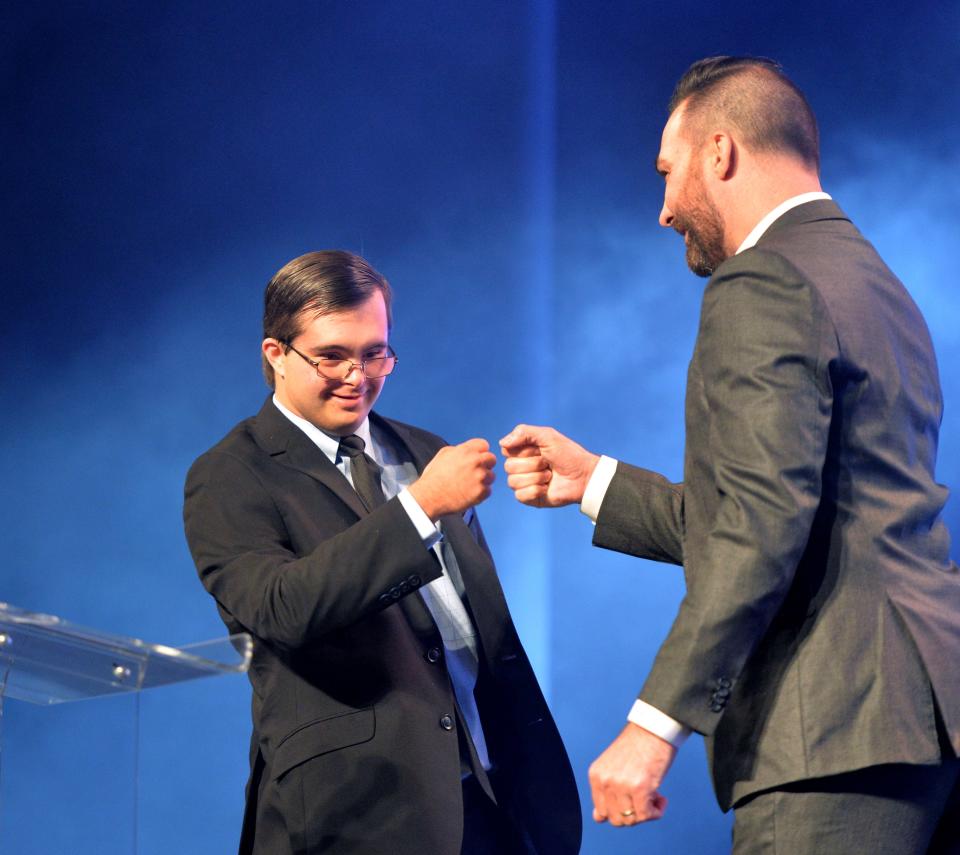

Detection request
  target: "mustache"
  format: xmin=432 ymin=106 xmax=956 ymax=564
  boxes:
xmin=672 ymin=213 xmax=693 ymax=237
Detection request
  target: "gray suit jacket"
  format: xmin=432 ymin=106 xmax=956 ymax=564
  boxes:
xmin=594 ymin=200 xmax=960 ymax=810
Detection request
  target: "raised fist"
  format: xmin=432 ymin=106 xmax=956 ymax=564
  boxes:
xmin=408 ymin=438 xmax=497 ymax=520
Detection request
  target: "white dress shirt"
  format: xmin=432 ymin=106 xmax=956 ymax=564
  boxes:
xmin=580 ymin=192 xmax=832 ymax=748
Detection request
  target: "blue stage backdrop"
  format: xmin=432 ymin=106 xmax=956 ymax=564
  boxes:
xmin=3 ymin=2 xmax=958 ymax=853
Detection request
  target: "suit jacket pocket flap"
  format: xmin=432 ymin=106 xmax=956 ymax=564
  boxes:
xmin=272 ymin=707 xmax=376 ymax=781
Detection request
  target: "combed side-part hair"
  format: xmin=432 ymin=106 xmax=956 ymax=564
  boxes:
xmin=261 ymin=250 xmax=393 ymax=387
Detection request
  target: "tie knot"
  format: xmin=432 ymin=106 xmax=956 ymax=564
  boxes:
xmin=339 ymin=435 xmax=366 ymax=458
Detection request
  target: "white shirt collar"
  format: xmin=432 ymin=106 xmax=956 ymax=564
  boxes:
xmin=736 ymin=191 xmax=832 ymax=254
xmin=272 ymin=395 xmax=375 ymax=465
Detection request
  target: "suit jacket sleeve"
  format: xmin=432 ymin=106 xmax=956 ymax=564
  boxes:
xmin=183 ymin=448 xmax=443 ymax=651
xmin=593 ymin=463 xmax=684 ymax=565
xmin=635 ymin=250 xmax=835 ymax=735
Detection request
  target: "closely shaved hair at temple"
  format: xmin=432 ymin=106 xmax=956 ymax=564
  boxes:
xmin=669 ymin=56 xmax=820 ymax=171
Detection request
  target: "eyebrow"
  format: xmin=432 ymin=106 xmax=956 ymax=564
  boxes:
xmin=306 ymin=341 xmax=388 ymax=356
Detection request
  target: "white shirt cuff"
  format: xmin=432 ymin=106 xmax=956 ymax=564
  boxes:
xmin=397 ymin=488 xmax=443 ymax=549
xmin=580 ymin=455 xmax=618 ymax=522
xmin=627 ymin=699 xmax=691 ymax=748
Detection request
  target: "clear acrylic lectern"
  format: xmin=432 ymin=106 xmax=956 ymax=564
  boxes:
xmin=0 ymin=602 xmax=252 ymax=854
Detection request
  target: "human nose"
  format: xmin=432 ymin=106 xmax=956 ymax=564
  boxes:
xmin=659 ymin=199 xmax=673 ymax=228
xmin=342 ymin=362 xmax=365 ymax=383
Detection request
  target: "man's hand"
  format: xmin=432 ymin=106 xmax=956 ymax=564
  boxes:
xmin=408 ymin=438 xmax=496 ymax=520
xmin=499 ymin=424 xmax=600 ymax=507
xmin=589 ymin=723 xmax=677 ymax=827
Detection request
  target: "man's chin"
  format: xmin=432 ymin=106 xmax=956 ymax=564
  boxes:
xmin=315 ymin=405 xmax=372 ymax=437
xmin=686 ymin=249 xmax=715 ymax=278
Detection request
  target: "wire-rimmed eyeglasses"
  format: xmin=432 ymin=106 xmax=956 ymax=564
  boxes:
xmin=282 ymin=341 xmax=398 ymax=380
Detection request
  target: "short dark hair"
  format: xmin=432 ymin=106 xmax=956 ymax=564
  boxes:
xmin=669 ymin=56 xmax=819 ymax=171
xmin=262 ymin=250 xmax=393 ymax=387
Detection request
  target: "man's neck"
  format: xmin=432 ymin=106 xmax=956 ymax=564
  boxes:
xmin=720 ymin=158 xmax=822 ymax=255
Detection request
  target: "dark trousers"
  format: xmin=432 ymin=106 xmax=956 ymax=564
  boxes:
xmin=460 ymin=773 xmax=530 ymax=855
xmin=733 ymin=758 xmax=960 ymax=854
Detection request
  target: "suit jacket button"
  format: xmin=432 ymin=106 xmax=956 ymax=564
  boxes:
xmin=425 ymin=647 xmax=442 ymax=663
xmin=409 ymin=575 xmax=422 ymax=587
xmin=439 ymin=714 xmax=454 ymax=731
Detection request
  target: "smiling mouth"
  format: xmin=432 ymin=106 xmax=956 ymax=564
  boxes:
xmin=333 ymin=394 xmax=365 ymax=406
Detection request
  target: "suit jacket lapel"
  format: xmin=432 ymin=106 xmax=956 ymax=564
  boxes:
xmin=249 ymin=397 xmax=368 ymax=519
xmin=439 ymin=516 xmax=511 ymax=659
xmin=370 ymin=416 xmax=449 ymax=637
xmin=376 ymin=416 xmax=510 ymax=657
xmin=373 ymin=414 xmax=437 ymax=473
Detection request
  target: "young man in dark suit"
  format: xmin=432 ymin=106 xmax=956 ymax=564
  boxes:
xmin=184 ymin=250 xmax=580 ymax=855
xmin=500 ymin=57 xmax=960 ymax=852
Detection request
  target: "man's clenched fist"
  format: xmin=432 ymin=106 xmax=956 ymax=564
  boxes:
xmin=408 ymin=438 xmax=497 ymax=520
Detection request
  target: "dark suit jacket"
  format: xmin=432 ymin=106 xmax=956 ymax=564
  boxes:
xmin=593 ymin=200 xmax=960 ymax=810
xmin=184 ymin=399 xmax=581 ymax=854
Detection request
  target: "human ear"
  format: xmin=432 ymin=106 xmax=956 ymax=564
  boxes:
xmin=262 ymin=338 xmax=286 ymax=379
xmin=709 ymin=132 xmax=735 ymax=180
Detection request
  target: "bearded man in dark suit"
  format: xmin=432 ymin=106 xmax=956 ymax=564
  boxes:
xmin=501 ymin=56 xmax=960 ymax=853
xmin=184 ymin=250 xmax=581 ymax=855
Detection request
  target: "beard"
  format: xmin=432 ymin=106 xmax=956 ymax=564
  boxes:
xmin=672 ymin=171 xmax=726 ymax=278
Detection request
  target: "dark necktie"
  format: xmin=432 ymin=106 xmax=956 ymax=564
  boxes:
xmin=338 ymin=435 xmax=386 ymax=512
